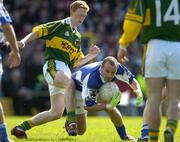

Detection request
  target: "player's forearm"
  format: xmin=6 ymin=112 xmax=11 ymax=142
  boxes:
xmin=119 ymin=19 xmax=142 ymax=47
xmin=130 ymin=78 xmax=142 ymax=96
xmin=21 ymin=32 xmax=38 ymax=45
xmin=84 ymin=103 xmax=106 ymax=112
xmin=74 ymin=54 xmax=94 ymax=68
xmin=2 ymin=23 xmax=19 ymax=53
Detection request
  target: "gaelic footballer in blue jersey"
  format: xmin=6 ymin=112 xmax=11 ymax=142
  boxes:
xmin=65 ymin=56 xmax=143 ymax=140
xmin=0 ymin=1 xmax=21 ymax=142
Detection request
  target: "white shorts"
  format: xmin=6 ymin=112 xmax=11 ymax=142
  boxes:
xmin=43 ymin=60 xmax=71 ymax=96
xmin=145 ymin=39 xmax=180 ymax=79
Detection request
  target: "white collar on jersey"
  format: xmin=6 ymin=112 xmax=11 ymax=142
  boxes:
xmin=65 ymin=17 xmax=77 ymax=32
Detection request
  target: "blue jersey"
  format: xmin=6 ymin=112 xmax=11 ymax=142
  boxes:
xmin=0 ymin=5 xmax=12 ymax=24
xmin=0 ymin=4 xmax=12 ymax=45
xmin=0 ymin=4 xmax=12 ymax=79
xmin=72 ymin=61 xmax=134 ymax=106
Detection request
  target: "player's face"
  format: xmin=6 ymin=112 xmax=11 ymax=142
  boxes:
xmin=101 ymin=62 xmax=117 ymax=81
xmin=71 ymin=8 xmax=87 ymax=27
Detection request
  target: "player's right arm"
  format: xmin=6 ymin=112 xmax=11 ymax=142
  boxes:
xmin=18 ymin=32 xmax=38 ymax=48
xmin=84 ymin=103 xmax=106 ymax=111
xmin=19 ymin=20 xmax=63 ymax=48
xmin=85 ymin=92 xmax=121 ymax=111
xmin=117 ymin=0 xmax=145 ymax=63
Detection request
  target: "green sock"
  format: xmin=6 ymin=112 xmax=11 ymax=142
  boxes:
xmin=166 ymin=119 xmax=177 ymax=133
xmin=67 ymin=111 xmax=76 ymax=123
xmin=148 ymin=129 xmax=159 ymax=142
xmin=19 ymin=120 xmax=32 ymax=131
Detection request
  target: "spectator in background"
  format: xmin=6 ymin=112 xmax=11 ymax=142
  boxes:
xmin=2 ymin=69 xmax=26 ymax=115
xmin=2 ymin=68 xmax=49 ymax=115
xmin=117 ymin=0 xmax=180 ymax=142
xmin=19 ymin=47 xmax=49 ymax=115
xmin=11 ymin=0 xmax=100 ymax=139
xmin=0 ymin=0 xmax=21 ymax=141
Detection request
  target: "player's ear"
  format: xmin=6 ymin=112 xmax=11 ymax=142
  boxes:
xmin=100 ymin=65 xmax=104 ymax=74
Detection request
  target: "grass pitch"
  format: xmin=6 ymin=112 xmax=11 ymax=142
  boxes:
xmin=6 ymin=116 xmax=180 ymax=142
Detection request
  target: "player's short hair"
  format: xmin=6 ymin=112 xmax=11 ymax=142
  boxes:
xmin=70 ymin=0 xmax=90 ymax=12
xmin=102 ymin=56 xmax=118 ymax=68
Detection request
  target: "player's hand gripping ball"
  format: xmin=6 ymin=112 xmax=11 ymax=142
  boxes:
xmin=98 ymin=82 xmax=121 ymax=104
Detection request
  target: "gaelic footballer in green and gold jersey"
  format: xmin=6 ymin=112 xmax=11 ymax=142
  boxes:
xmin=120 ymin=0 xmax=180 ymax=46
xmin=33 ymin=17 xmax=84 ymax=68
xmin=118 ymin=1 xmax=180 ymax=142
xmin=11 ymin=1 xmax=101 ymax=139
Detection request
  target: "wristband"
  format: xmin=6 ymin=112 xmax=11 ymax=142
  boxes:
xmin=21 ymin=41 xmax=25 ymax=48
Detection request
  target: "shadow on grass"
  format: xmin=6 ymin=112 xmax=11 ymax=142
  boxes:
xmin=25 ymin=137 xmax=77 ymax=142
xmin=57 ymin=137 xmax=78 ymax=141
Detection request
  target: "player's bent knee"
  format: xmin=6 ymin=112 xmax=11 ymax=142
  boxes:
xmin=49 ymin=110 xmax=63 ymax=120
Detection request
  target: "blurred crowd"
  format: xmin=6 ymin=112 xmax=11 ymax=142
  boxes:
xmin=1 ymin=0 xmax=143 ymax=115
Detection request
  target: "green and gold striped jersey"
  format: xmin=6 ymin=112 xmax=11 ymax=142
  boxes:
xmin=120 ymin=0 xmax=180 ymax=45
xmin=32 ymin=17 xmax=84 ymax=68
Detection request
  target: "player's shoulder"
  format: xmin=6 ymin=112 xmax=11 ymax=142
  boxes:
xmin=45 ymin=17 xmax=69 ymax=26
xmin=88 ymin=61 xmax=102 ymax=67
xmin=116 ymin=63 xmax=129 ymax=74
xmin=87 ymin=73 xmax=102 ymax=89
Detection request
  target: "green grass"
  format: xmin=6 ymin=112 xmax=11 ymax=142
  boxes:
xmin=5 ymin=116 xmax=180 ymax=142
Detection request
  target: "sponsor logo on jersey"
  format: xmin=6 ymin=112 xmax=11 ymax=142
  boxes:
xmin=61 ymin=40 xmax=76 ymax=54
xmin=46 ymin=37 xmax=79 ymax=59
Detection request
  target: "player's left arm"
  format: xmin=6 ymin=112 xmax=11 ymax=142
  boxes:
xmin=74 ymin=45 xmax=100 ymax=68
xmin=115 ymin=64 xmax=134 ymax=84
xmin=116 ymin=64 xmax=143 ymax=105
xmin=115 ymin=64 xmax=142 ymax=94
xmin=130 ymin=78 xmax=143 ymax=106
